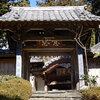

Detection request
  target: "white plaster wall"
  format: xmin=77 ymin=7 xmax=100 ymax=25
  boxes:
xmin=88 ymin=68 xmax=100 ymax=86
xmin=36 ymin=76 xmax=45 ymax=91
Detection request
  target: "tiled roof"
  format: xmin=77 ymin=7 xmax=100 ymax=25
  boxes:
xmin=0 ymin=6 xmax=100 ymax=22
xmin=90 ymin=42 xmax=100 ymax=53
xmin=0 ymin=49 xmax=15 ymax=54
xmin=43 ymin=56 xmax=71 ymax=68
xmin=30 ymin=56 xmax=43 ymax=63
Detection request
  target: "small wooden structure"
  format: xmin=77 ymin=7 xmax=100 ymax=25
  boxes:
xmin=91 ymin=42 xmax=100 ymax=54
xmin=0 ymin=6 xmax=100 ymax=90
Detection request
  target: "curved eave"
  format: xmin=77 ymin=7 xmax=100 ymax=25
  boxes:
xmin=0 ymin=20 xmax=99 ymax=31
xmin=0 ymin=18 xmax=100 ymax=22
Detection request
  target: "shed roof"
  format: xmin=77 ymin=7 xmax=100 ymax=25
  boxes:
xmin=0 ymin=49 xmax=15 ymax=55
xmin=0 ymin=6 xmax=100 ymax=22
xmin=90 ymin=42 xmax=100 ymax=54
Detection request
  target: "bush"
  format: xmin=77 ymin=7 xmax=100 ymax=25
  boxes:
xmin=0 ymin=76 xmax=32 ymax=100
xmin=82 ymin=75 xmax=98 ymax=87
xmin=82 ymin=87 xmax=100 ymax=100
xmin=0 ymin=75 xmax=18 ymax=82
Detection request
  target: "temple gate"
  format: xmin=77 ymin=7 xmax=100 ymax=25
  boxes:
xmin=0 ymin=6 xmax=100 ymax=90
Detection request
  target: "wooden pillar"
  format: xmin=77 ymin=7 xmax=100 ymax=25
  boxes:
xmin=22 ymin=52 xmax=30 ymax=80
xmin=77 ymin=46 xmax=85 ymax=89
xmin=71 ymin=51 xmax=76 ymax=89
xmin=16 ymin=41 xmax=22 ymax=77
xmin=72 ymin=48 xmax=79 ymax=89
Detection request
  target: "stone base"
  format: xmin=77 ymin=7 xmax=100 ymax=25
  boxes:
xmin=29 ymin=90 xmax=82 ymax=100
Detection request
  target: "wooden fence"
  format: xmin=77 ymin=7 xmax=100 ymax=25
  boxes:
xmin=0 ymin=54 xmax=16 ymax=75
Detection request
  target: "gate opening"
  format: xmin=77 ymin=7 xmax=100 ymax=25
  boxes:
xmin=30 ymin=56 xmax=72 ymax=91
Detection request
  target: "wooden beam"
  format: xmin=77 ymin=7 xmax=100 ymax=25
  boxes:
xmin=22 ymin=36 xmax=75 ymax=42
xmin=28 ymin=51 xmax=72 ymax=56
xmin=0 ymin=21 xmax=99 ymax=31
xmin=0 ymin=59 xmax=16 ymax=63
xmin=0 ymin=22 xmax=2 ymax=29
xmin=23 ymin=48 xmax=74 ymax=52
xmin=0 ymin=54 xmax=15 ymax=57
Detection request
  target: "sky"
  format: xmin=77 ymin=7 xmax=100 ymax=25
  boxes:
xmin=30 ymin=0 xmax=37 ymax=7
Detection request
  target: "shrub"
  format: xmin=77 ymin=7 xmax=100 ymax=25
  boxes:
xmin=82 ymin=87 xmax=100 ymax=100
xmin=0 ymin=76 xmax=32 ymax=100
xmin=82 ymin=75 xmax=98 ymax=87
xmin=0 ymin=75 xmax=18 ymax=82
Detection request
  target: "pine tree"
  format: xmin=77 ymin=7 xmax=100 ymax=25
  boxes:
xmin=86 ymin=0 xmax=100 ymax=16
xmin=36 ymin=0 xmax=86 ymax=6
xmin=0 ymin=0 xmax=30 ymax=16
xmin=9 ymin=0 xmax=30 ymax=7
xmin=37 ymin=0 xmax=100 ymax=16
xmin=0 ymin=0 xmax=9 ymax=16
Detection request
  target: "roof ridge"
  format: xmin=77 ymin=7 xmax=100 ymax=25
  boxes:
xmin=11 ymin=6 xmax=85 ymax=11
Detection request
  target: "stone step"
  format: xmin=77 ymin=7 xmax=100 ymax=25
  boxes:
xmin=29 ymin=98 xmax=81 ymax=100
xmin=29 ymin=90 xmax=82 ymax=100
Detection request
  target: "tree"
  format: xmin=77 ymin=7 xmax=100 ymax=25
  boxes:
xmin=90 ymin=29 xmax=95 ymax=48
xmin=0 ymin=0 xmax=9 ymax=16
xmin=37 ymin=0 xmax=100 ymax=16
xmin=8 ymin=0 xmax=30 ymax=7
xmin=0 ymin=0 xmax=30 ymax=16
xmin=86 ymin=0 xmax=100 ymax=16
xmin=36 ymin=0 xmax=86 ymax=6
xmin=0 ymin=0 xmax=30 ymax=17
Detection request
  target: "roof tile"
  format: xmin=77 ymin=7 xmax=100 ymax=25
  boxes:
xmin=0 ymin=6 xmax=100 ymax=22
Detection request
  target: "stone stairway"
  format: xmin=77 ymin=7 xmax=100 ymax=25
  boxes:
xmin=29 ymin=90 xmax=82 ymax=100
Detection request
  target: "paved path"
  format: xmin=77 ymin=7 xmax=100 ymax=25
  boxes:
xmin=29 ymin=90 xmax=82 ymax=100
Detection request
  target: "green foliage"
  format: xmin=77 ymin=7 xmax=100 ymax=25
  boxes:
xmin=86 ymin=0 xmax=100 ymax=16
xmin=0 ymin=75 xmax=18 ymax=83
xmin=91 ymin=76 xmax=98 ymax=86
xmin=0 ymin=0 xmax=30 ymax=16
xmin=8 ymin=0 xmax=30 ymax=7
xmin=0 ymin=3 xmax=9 ymax=16
xmin=93 ymin=51 xmax=100 ymax=58
xmin=36 ymin=0 xmax=86 ymax=6
xmin=0 ymin=76 xmax=32 ymax=100
xmin=82 ymin=75 xmax=98 ymax=87
xmin=37 ymin=0 xmax=100 ymax=16
xmin=90 ymin=29 xmax=95 ymax=48
xmin=82 ymin=75 xmax=90 ymax=83
xmin=82 ymin=87 xmax=100 ymax=100
xmin=0 ymin=30 xmax=8 ymax=48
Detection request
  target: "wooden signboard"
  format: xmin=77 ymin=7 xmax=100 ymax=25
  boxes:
xmin=16 ymin=41 xmax=22 ymax=77
xmin=37 ymin=41 xmax=62 ymax=48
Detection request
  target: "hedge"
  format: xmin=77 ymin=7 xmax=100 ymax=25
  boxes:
xmin=0 ymin=76 xmax=32 ymax=100
xmin=82 ymin=87 xmax=100 ymax=100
